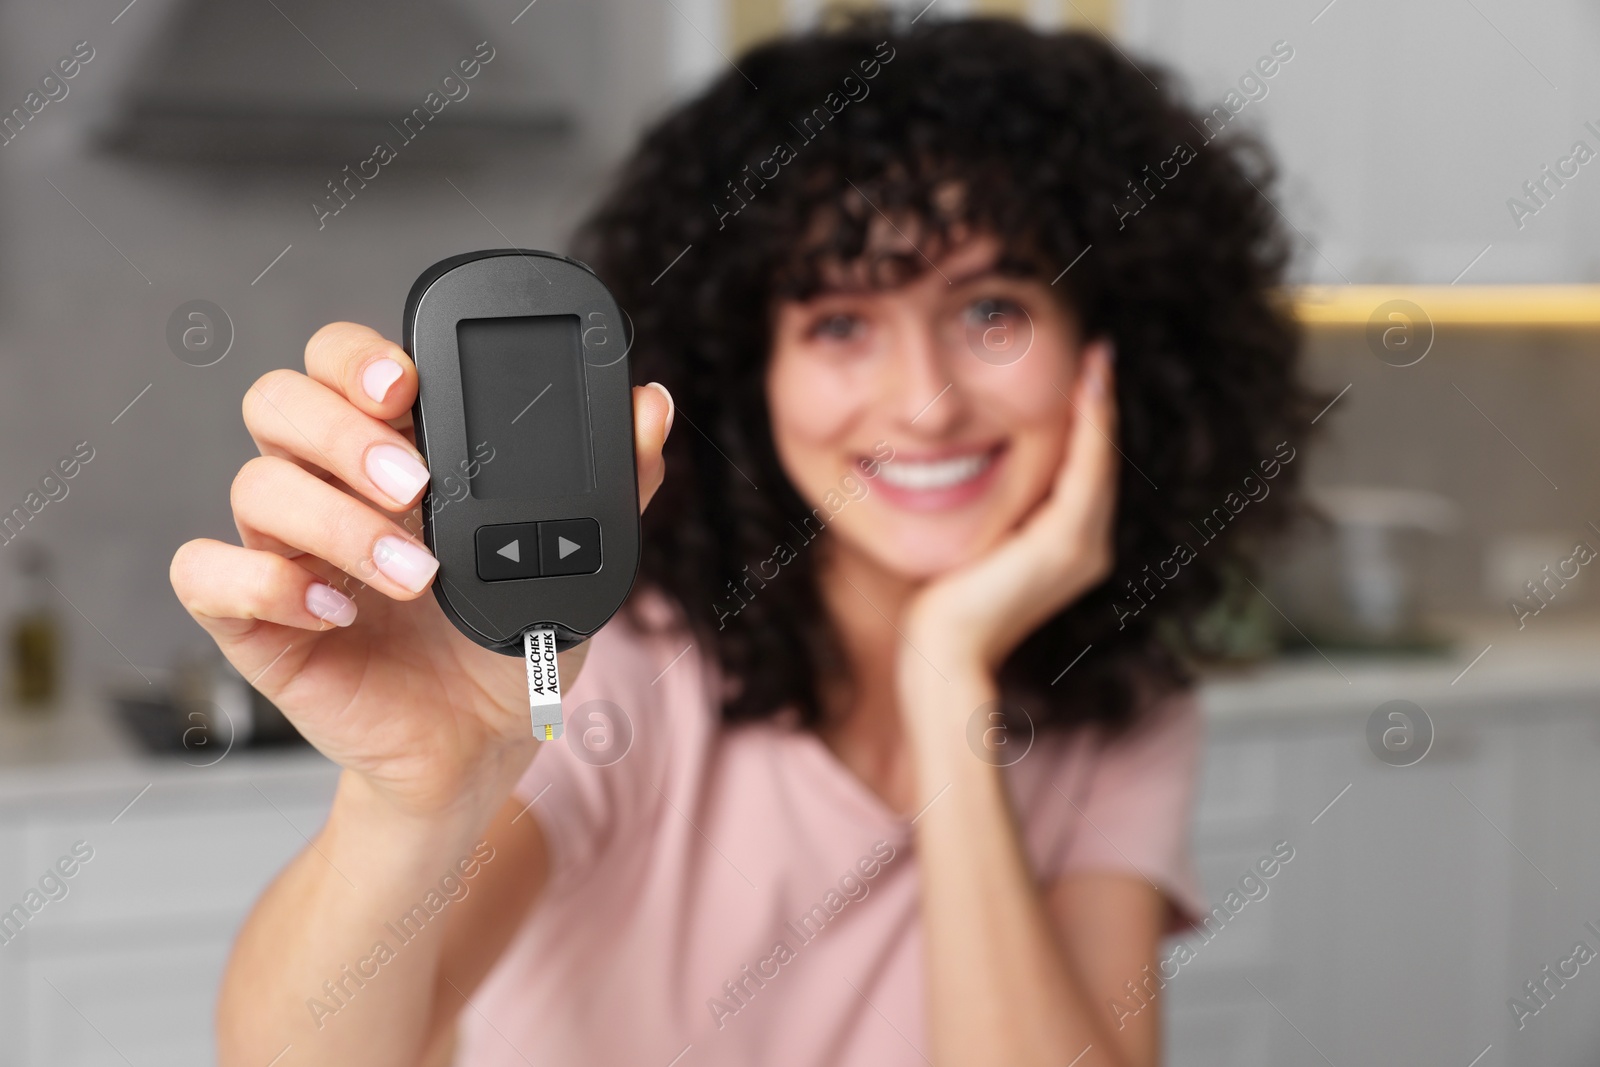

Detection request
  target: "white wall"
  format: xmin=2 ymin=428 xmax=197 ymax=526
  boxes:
xmin=0 ymin=0 xmax=679 ymax=688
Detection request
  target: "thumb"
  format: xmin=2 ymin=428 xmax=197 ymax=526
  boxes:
xmin=633 ymin=382 xmax=674 ymax=510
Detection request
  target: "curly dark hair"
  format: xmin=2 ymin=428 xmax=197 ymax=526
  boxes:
xmin=569 ymin=12 xmax=1314 ymax=736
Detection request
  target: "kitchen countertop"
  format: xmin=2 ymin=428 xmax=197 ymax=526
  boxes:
xmin=0 ymin=686 xmax=337 ymax=810
xmin=2 ymin=613 xmax=1597 ymax=796
xmin=1198 ymin=612 xmax=1600 ymax=725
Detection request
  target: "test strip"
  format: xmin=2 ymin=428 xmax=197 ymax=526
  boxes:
xmin=524 ymin=626 xmax=563 ymax=740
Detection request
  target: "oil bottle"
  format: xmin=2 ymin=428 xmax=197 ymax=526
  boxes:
xmin=8 ymin=542 xmax=60 ymax=712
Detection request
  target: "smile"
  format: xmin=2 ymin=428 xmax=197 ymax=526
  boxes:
xmin=877 ymin=450 xmax=995 ymax=491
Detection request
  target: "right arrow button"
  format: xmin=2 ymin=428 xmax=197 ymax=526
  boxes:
xmin=538 ymin=518 xmax=601 ymax=576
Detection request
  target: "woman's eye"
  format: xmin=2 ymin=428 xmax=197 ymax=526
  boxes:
xmin=966 ymin=297 xmax=1024 ymax=325
xmin=809 ymin=313 xmax=861 ymax=341
xmin=961 ymin=297 xmax=1033 ymax=364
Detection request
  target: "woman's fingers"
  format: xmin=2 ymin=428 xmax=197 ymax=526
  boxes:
xmin=634 ymin=381 xmax=675 ymax=512
xmin=304 ymin=321 xmax=419 ymax=422
xmin=231 ymin=455 xmax=439 ymax=599
xmin=1058 ymin=338 xmax=1118 ymax=507
xmin=243 ymin=369 xmax=432 ymax=513
xmin=1049 ymin=338 xmax=1119 ymax=574
xmin=1011 ymin=338 xmax=1118 ymax=577
xmin=171 ymin=538 xmax=358 ymax=635
xmin=261 ymin=323 xmax=667 ymax=532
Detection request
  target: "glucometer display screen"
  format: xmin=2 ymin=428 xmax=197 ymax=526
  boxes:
xmin=456 ymin=314 xmax=596 ymax=499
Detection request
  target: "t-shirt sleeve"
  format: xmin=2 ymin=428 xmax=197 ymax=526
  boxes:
xmin=1052 ymin=690 xmax=1207 ymax=931
xmin=506 ymin=596 xmax=704 ymax=893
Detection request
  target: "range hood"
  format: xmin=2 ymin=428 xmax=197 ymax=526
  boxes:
xmin=97 ymin=0 xmax=572 ymax=165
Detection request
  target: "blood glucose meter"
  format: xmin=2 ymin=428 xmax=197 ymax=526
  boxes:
xmin=404 ymin=249 xmax=640 ymax=739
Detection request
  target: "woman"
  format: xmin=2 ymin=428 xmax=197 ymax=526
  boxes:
xmin=171 ymin=14 xmax=1309 ymax=1067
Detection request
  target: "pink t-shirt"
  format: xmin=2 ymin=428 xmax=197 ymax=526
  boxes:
xmin=456 ymin=592 xmax=1204 ymax=1067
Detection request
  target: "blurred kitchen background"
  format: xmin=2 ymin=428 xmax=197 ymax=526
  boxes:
xmin=2 ymin=0 xmax=1599 ymax=1064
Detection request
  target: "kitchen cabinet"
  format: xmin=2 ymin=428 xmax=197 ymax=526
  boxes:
xmin=1124 ymin=0 xmax=1600 ymax=286
xmin=6 ymin=623 xmax=1600 ymax=1065
xmin=25 ymin=937 xmax=227 ymax=1067
xmin=0 ymin=749 xmax=338 ymax=1067
xmin=1168 ymin=651 xmax=1600 ymax=1067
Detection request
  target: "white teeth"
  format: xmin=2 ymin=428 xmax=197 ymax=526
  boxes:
xmin=876 ymin=451 xmax=992 ymax=491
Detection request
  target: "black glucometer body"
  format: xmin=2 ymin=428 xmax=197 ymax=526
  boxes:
xmin=405 ymin=249 xmax=639 ymax=657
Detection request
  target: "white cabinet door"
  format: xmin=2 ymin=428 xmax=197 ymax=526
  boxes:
xmin=22 ymin=801 xmax=328 ymax=931
xmin=1491 ymin=705 xmax=1600 ymax=1066
xmin=3 ymin=760 xmax=337 ymax=1067
xmin=0 ymin=824 xmax=24 ymax=1067
xmin=1170 ymin=706 xmax=1520 ymax=1065
xmin=1171 ymin=699 xmax=1600 ymax=1066
xmin=27 ymin=936 xmax=228 ymax=1067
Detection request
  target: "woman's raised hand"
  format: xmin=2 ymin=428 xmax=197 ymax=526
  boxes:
xmin=903 ymin=338 xmax=1118 ymax=680
xmin=170 ymin=322 xmax=672 ymax=818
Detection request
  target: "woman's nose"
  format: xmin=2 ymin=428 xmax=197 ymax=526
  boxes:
xmin=889 ymin=320 xmax=959 ymax=431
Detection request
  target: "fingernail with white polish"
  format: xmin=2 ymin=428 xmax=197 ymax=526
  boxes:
xmin=306 ymin=583 xmax=357 ymax=627
xmin=366 ymin=444 xmax=430 ymax=506
xmin=363 ymin=359 xmax=404 ymax=404
xmin=647 ymin=381 xmax=675 ymax=437
xmin=373 ymin=535 xmax=439 ymax=593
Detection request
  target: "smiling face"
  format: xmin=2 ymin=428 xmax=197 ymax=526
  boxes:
xmin=764 ymin=228 xmax=1084 ymax=581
